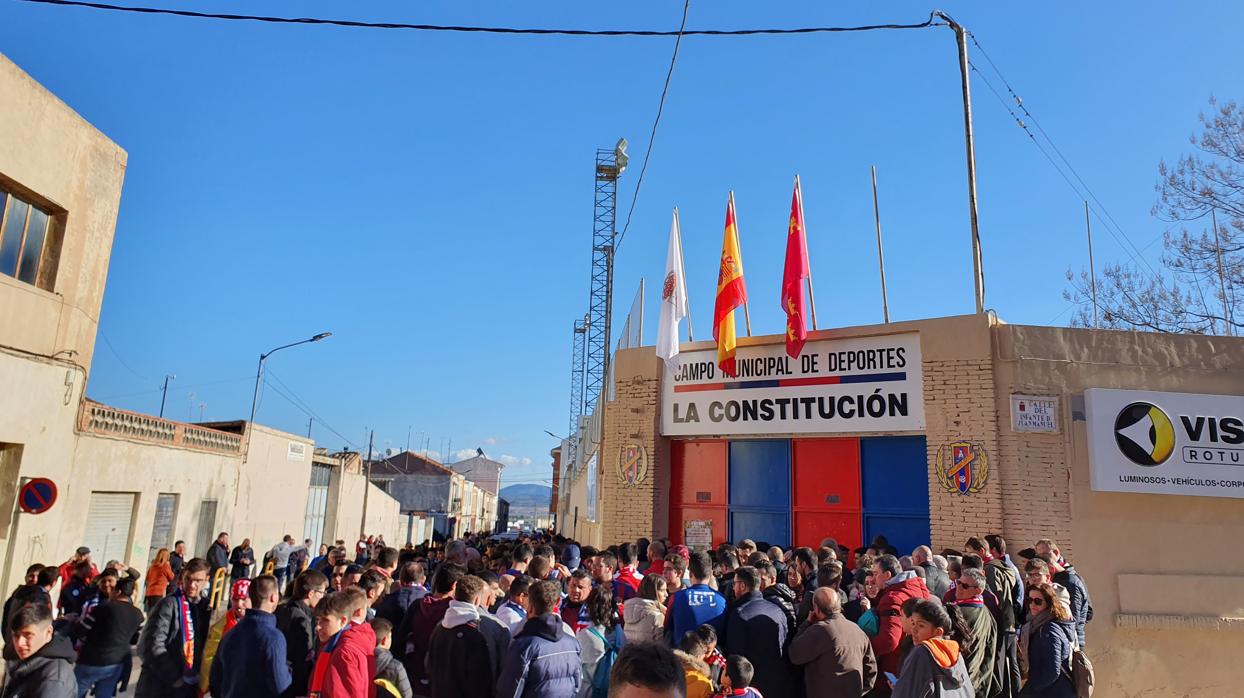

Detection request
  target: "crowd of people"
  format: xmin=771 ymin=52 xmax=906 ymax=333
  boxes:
xmin=0 ymin=529 xmax=1094 ymax=698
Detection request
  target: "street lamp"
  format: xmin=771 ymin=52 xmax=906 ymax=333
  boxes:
xmin=245 ymin=332 xmax=332 ymax=459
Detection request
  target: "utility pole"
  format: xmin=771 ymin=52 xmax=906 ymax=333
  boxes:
xmin=159 ymin=374 xmax=175 ymax=418
xmin=1085 ymin=201 xmax=1099 ymax=329
xmin=360 ymin=430 xmax=374 ymax=538
xmin=936 ymin=12 xmax=986 ymax=314
xmin=307 ymin=417 xmax=314 ymax=438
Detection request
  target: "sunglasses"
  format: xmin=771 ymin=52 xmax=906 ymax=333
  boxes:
xmin=1027 ymin=597 xmax=1046 ymax=606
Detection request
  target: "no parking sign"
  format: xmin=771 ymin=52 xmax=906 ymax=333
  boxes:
xmin=18 ymin=478 xmax=58 ymax=515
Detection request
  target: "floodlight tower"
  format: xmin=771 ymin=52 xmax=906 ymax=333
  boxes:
xmin=583 ymin=139 xmax=627 ymax=414
xmin=567 ymin=313 xmax=588 ymax=465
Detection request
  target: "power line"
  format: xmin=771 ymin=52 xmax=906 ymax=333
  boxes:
xmin=261 ymin=370 xmax=362 ymax=451
xmin=615 ymin=0 xmax=690 ymax=253
xmin=967 ymin=59 xmax=1165 ymax=313
xmin=18 ymin=0 xmax=941 ymax=36
xmin=97 ymin=330 xmax=147 ymax=381
xmin=965 ymin=34 xmax=1162 ymax=280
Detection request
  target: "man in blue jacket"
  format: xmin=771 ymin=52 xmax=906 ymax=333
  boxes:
xmin=667 ymin=551 xmax=727 ymax=642
xmin=495 ymin=580 xmax=580 ymax=698
xmin=210 ymin=575 xmax=292 ymax=698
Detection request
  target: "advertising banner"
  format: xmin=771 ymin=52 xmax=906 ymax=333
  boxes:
xmin=1085 ymin=388 xmax=1244 ymax=499
xmin=661 ymin=334 xmax=924 ymax=436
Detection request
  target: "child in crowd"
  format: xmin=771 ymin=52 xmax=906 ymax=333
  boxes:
xmin=676 ymin=631 xmax=716 ymax=698
xmin=370 ymin=618 xmax=412 ymax=698
xmin=718 ymin=655 xmax=764 ymax=697
xmin=695 ymin=624 xmax=727 ymax=687
xmin=309 ymin=589 xmax=376 ymax=697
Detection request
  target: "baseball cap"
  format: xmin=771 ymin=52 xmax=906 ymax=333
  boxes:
xmin=76 ymin=546 xmax=90 ymax=555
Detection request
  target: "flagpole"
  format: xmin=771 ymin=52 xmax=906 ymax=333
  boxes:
xmin=872 ymin=166 xmax=891 ymax=324
xmin=729 ymin=190 xmax=752 ymax=337
xmin=674 ymin=207 xmax=694 ymax=342
xmin=796 ymin=175 xmax=818 ymax=331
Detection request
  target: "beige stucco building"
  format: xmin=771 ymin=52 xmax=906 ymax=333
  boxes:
xmin=0 ymin=52 xmax=404 ymax=600
xmin=561 ymin=312 xmax=1244 ymax=697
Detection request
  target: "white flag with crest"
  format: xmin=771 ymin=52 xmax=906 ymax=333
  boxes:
xmin=656 ymin=208 xmax=690 ymax=373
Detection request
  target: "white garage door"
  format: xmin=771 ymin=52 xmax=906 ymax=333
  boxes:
xmin=84 ymin=492 xmax=137 ymax=566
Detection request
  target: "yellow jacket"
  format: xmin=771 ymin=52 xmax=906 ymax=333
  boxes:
xmin=199 ymin=612 xmax=238 ymax=692
xmin=675 ymin=650 xmax=715 ymax=698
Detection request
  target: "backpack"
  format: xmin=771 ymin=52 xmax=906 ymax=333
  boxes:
xmin=1060 ymin=625 xmax=1095 ymax=697
xmin=588 ymin=626 xmax=624 ymax=698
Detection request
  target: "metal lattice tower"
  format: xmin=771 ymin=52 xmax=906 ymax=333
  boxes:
xmin=585 ymin=148 xmax=621 ymax=412
xmin=567 ymin=314 xmax=588 ymax=462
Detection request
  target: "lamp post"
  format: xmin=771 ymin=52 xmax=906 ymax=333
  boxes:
xmin=245 ymin=332 xmax=331 ymax=460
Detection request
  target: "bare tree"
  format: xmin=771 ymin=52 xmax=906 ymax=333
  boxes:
xmin=1065 ymin=97 xmax=1242 ymax=334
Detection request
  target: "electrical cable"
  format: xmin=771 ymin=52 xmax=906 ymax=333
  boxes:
xmin=966 ymin=34 xmax=1162 ymax=280
xmin=17 ymin=0 xmax=941 ymax=36
xmin=614 ymin=0 xmax=690 ymax=253
xmin=968 ymin=61 xmax=1162 ymax=319
xmin=261 ymin=370 xmax=362 ymax=451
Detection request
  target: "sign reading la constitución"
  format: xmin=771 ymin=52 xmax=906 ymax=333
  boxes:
xmin=1085 ymin=388 xmax=1244 ymax=499
xmin=662 ymin=334 xmax=924 ymax=436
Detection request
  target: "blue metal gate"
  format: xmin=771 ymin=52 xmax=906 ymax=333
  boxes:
xmin=860 ymin=436 xmax=930 ymax=555
xmin=727 ymin=440 xmax=791 ymax=547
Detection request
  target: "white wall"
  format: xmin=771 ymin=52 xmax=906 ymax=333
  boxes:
xmin=326 ymin=468 xmax=403 ymax=545
xmin=0 ymin=352 xmax=88 ymax=596
xmin=231 ymin=426 xmax=314 ymax=551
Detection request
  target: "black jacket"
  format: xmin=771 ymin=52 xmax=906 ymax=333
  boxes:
xmin=375 ymin=585 xmax=428 ymax=630
xmin=919 ymin=562 xmax=952 ymax=598
xmin=427 ymin=617 xmax=494 ymax=698
xmin=78 ymin=600 xmax=144 ymax=666
xmin=274 ymin=599 xmax=316 ymax=697
xmin=725 ymin=591 xmax=796 ymax=698
xmin=135 ymin=592 xmax=209 ymax=698
xmin=230 ymin=546 xmax=255 ymax=580
xmin=1 ymin=633 xmax=77 ymax=698
xmin=761 ymin=583 xmax=799 ymax=648
xmin=208 ymin=542 xmax=230 ymax=571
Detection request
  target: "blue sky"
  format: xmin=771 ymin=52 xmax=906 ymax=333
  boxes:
xmin=3 ymin=2 xmax=1241 ymax=488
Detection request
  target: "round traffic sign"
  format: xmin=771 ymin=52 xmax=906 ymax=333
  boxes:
xmin=18 ymin=478 xmax=58 ymax=515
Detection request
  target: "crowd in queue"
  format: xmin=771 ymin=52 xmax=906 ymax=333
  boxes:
xmin=0 ymin=530 xmax=1093 ymax=698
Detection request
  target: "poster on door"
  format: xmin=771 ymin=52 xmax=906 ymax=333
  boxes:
xmin=662 ymin=334 xmax=925 ymax=436
xmin=684 ymin=519 xmax=713 ymax=552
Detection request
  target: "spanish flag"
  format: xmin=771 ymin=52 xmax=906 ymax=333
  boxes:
xmin=714 ymin=192 xmax=748 ymax=377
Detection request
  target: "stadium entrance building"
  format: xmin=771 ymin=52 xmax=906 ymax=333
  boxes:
xmin=557 ymin=312 xmax=1244 ymax=696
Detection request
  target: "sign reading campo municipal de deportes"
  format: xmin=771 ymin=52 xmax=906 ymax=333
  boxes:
xmin=661 ymin=334 xmax=925 ymax=436
xmin=1086 ymin=388 xmax=1244 ymax=499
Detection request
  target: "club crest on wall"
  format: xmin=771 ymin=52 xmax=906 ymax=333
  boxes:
xmin=936 ymin=441 xmax=989 ymax=495
xmin=617 ymin=444 xmax=649 ymax=487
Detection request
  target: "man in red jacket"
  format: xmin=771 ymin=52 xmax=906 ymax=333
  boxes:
xmin=310 ymin=588 xmax=376 ymax=698
xmin=870 ymin=554 xmax=930 ymax=682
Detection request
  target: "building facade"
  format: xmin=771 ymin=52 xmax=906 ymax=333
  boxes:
xmin=371 ymin=451 xmax=499 ymax=539
xmin=564 ymin=312 xmax=1244 ymax=697
xmin=0 ymin=53 xmax=403 ymax=598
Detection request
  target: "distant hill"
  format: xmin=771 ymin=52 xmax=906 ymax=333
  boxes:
xmin=500 ymin=484 xmax=552 ymax=507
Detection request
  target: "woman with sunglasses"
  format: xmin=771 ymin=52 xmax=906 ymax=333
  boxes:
xmin=1018 ymin=582 xmax=1077 ymax=697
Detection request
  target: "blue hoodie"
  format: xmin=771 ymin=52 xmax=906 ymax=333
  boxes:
xmin=209 ymin=609 xmax=292 ymax=698
xmin=668 ymin=583 xmax=727 ymax=643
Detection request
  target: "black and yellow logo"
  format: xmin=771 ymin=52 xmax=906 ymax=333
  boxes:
xmin=1114 ymin=402 xmax=1176 ymax=466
